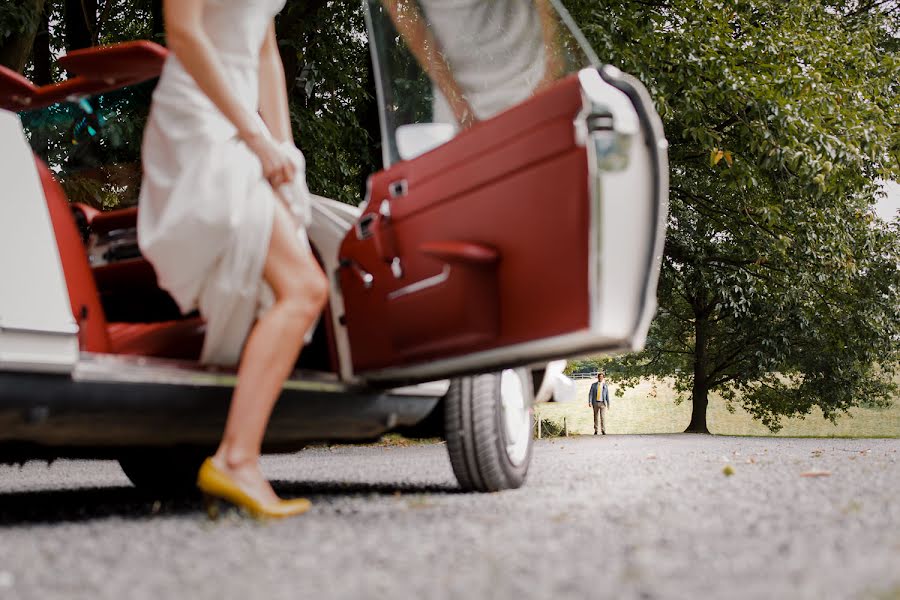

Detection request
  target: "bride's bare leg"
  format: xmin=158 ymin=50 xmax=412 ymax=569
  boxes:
xmin=212 ymin=202 xmax=328 ymax=504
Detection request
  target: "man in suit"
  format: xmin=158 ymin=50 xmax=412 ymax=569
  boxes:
xmin=588 ymin=371 xmax=610 ymax=435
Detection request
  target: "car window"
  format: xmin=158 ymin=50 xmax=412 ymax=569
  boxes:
xmin=365 ymin=0 xmax=596 ymax=165
xmin=19 ymin=79 xmax=156 ymax=210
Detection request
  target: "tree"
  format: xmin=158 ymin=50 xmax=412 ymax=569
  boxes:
xmin=0 ymin=1 xmax=45 ymax=72
xmin=6 ymin=0 xmax=379 ymax=206
xmin=565 ymin=0 xmax=900 ymax=431
xmin=274 ymin=1 xmax=380 ymax=202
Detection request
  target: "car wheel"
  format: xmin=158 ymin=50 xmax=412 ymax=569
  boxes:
xmin=444 ymin=368 xmax=534 ymax=492
xmin=119 ymin=449 xmax=207 ymax=495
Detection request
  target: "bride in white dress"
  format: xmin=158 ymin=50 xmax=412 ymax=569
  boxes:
xmin=137 ymin=0 xmax=327 ymax=517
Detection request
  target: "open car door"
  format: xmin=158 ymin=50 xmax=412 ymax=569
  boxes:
xmin=338 ymin=0 xmax=668 ymax=384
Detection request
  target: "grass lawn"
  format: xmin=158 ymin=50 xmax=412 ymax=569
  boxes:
xmin=534 ymin=378 xmax=900 ymax=437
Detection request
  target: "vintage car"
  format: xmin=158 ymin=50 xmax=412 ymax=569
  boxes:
xmin=0 ymin=1 xmax=667 ymax=493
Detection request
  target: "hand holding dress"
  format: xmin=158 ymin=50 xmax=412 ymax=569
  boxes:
xmin=138 ymin=0 xmax=312 ymax=366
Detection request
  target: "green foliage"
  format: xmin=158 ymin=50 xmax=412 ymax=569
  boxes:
xmin=20 ymin=0 xmax=376 ymax=206
xmin=278 ymin=1 xmax=378 ymax=204
xmin=20 ymin=80 xmax=155 ymax=209
xmin=96 ymin=0 xmax=162 ymax=45
xmin=563 ymin=358 xmax=601 ymax=376
xmin=537 ymin=416 xmax=566 ymax=437
xmin=566 ymin=0 xmax=900 ymax=430
xmin=0 ymin=4 xmax=41 ymax=40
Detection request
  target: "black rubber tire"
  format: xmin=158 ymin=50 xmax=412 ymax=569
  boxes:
xmin=444 ymin=369 xmax=534 ymax=492
xmin=118 ymin=449 xmax=208 ymax=495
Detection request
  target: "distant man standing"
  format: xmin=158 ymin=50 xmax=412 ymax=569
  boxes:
xmin=588 ymin=372 xmax=610 ymax=435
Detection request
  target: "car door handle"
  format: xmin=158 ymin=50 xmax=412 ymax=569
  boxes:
xmin=373 ymin=199 xmax=403 ymax=277
xmin=339 ymin=259 xmax=374 ymax=289
xmin=355 ymin=213 xmax=376 ymax=240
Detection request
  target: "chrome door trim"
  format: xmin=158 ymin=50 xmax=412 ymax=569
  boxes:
xmin=359 ymin=328 xmax=632 ymax=383
xmin=361 ymin=0 xmax=400 ymax=167
xmin=595 ymin=65 xmax=669 ymax=350
xmin=0 ymin=323 xmax=79 ymax=336
xmin=73 ymin=353 xmax=350 ymax=392
xmin=547 ymin=0 xmax=601 ymax=66
xmin=71 ymin=353 xmax=450 ymax=397
xmin=387 ymin=265 xmax=451 ymax=300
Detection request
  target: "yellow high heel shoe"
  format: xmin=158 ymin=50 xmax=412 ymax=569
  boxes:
xmin=197 ymin=458 xmax=311 ymax=519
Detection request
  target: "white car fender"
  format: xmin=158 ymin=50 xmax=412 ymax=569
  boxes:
xmin=0 ymin=110 xmax=79 ymax=373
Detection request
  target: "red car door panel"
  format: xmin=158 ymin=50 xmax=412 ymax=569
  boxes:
xmin=338 ymin=77 xmax=591 ymax=372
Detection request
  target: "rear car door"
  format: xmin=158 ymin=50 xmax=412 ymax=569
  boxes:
xmin=338 ymin=0 xmax=668 ymax=383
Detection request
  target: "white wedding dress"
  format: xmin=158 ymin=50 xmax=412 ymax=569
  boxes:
xmin=137 ymin=0 xmax=312 ymax=366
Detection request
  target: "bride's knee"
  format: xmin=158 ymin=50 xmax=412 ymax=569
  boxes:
xmin=304 ymin=269 xmax=329 ymax=310
xmin=279 ymin=268 xmax=328 ymax=323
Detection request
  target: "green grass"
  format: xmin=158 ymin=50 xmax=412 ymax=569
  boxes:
xmin=535 ymin=378 xmax=900 ymax=437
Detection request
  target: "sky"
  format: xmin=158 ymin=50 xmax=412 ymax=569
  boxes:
xmin=877 ymin=180 xmax=900 ymax=222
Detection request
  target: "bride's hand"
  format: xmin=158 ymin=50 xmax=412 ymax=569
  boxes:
xmin=243 ymin=131 xmax=296 ymax=189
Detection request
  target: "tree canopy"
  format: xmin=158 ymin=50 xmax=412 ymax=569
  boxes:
xmin=0 ymin=0 xmax=378 ymax=204
xmin=565 ymin=0 xmax=900 ymax=431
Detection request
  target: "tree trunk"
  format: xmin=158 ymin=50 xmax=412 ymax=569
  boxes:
xmin=150 ymin=0 xmax=165 ymax=43
xmin=64 ymin=0 xmax=97 ymax=51
xmin=0 ymin=0 xmax=45 ymax=72
xmin=685 ymin=312 xmax=711 ymax=433
xmin=32 ymin=8 xmax=51 ymax=85
xmin=275 ymin=0 xmax=329 ymax=95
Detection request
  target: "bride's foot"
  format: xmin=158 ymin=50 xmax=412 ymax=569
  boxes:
xmin=197 ymin=456 xmax=311 ymax=519
xmin=212 ymin=455 xmax=280 ymax=505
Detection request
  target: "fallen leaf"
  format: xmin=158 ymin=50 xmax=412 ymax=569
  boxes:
xmin=646 ymin=453 xmax=657 ymax=460
xmin=800 ymin=470 xmax=831 ymax=478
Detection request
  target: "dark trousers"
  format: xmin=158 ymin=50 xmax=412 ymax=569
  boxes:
xmin=592 ymin=402 xmax=608 ymax=434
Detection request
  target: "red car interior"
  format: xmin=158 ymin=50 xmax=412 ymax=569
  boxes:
xmin=42 ymin=159 xmax=338 ymax=368
xmin=16 ymin=41 xmax=206 ymax=361
xmin=19 ymin=41 xmax=338 ymax=369
xmin=338 ymin=75 xmax=591 ymax=372
xmin=37 ymin=159 xmax=205 ymax=360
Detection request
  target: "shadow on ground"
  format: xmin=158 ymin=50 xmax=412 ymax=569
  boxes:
xmin=0 ymin=480 xmax=459 ymax=526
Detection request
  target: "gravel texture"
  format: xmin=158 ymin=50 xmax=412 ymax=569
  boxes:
xmin=0 ymin=435 xmax=898 ymax=600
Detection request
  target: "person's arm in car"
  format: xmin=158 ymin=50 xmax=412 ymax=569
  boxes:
xmin=381 ymin=0 xmax=476 ymax=129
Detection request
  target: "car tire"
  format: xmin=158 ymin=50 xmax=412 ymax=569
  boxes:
xmin=119 ymin=449 xmax=207 ymax=495
xmin=444 ymin=368 xmax=534 ymax=492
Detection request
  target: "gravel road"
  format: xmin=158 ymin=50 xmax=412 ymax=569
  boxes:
xmin=1 ymin=435 xmax=898 ymax=600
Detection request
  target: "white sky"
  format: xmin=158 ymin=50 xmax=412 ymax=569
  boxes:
xmin=877 ymin=180 xmax=900 ymax=222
